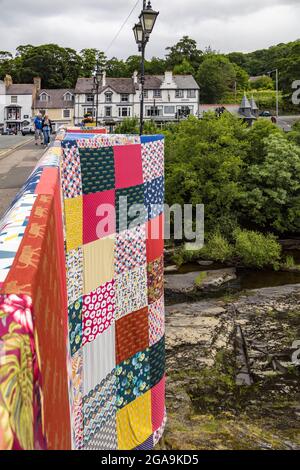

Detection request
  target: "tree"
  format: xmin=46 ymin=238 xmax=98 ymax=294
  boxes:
xmin=166 ymin=36 xmax=202 ymax=70
xmin=79 ymin=49 xmax=106 ymax=77
xmin=173 ymin=59 xmax=195 ymax=75
xmin=106 ymin=57 xmax=128 ymax=77
xmin=250 ymin=76 xmax=274 ymax=90
xmin=197 ymin=55 xmax=237 ymax=103
xmin=240 ymin=134 xmax=300 ymax=233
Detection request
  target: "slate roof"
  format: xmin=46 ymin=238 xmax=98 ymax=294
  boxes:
xmin=34 ymin=89 xmax=75 ymax=109
xmin=6 ymin=84 xmax=35 ymax=95
xmin=75 ymin=74 xmax=199 ymax=94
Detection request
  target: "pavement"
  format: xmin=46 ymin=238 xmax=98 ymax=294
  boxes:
xmin=0 ymin=140 xmax=46 ymax=218
xmin=0 ymin=135 xmax=35 ymax=158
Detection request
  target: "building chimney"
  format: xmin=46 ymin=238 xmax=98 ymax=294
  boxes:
xmin=4 ymin=74 xmax=13 ymax=88
xmin=164 ymin=71 xmax=173 ymax=85
xmin=33 ymin=77 xmax=41 ymax=93
xmin=133 ymin=70 xmax=138 ymax=85
xmin=102 ymin=70 xmax=106 ymax=88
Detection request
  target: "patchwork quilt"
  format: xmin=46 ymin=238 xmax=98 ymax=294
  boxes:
xmin=61 ymin=132 xmax=166 ymax=450
xmin=0 ymin=130 xmax=166 ymax=450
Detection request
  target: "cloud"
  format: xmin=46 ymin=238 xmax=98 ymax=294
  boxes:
xmin=0 ymin=0 xmax=299 ymax=58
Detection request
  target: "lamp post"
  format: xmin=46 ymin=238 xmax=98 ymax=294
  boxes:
xmin=93 ymin=65 xmax=103 ymax=127
xmin=133 ymin=1 xmax=159 ymax=135
xmin=264 ymin=69 xmax=279 ymax=119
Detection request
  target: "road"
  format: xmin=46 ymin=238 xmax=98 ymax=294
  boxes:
xmin=0 ymin=140 xmax=45 ymax=218
xmin=0 ymin=135 xmax=34 ymax=157
xmin=277 ymin=115 xmax=300 ymax=132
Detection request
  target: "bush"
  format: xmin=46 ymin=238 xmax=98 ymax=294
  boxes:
xmin=203 ymin=231 xmax=234 ymax=263
xmin=234 ymin=229 xmax=281 ymax=269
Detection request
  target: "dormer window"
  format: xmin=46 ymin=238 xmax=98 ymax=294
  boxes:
xmin=105 ymin=92 xmax=113 ymax=103
xmin=40 ymin=93 xmax=49 ymax=102
xmin=64 ymin=92 xmax=73 ymax=101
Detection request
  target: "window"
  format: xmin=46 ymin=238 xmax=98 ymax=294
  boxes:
xmin=105 ymin=107 xmax=112 ymax=118
xmin=153 ymin=89 xmax=161 ymax=98
xmin=86 ymin=94 xmax=94 ymax=102
xmin=175 ymin=90 xmax=184 ymax=98
xmin=143 ymin=90 xmax=148 ymax=98
xmin=63 ymin=109 xmax=71 ymax=119
xmin=105 ymin=92 xmax=113 ymax=103
xmin=120 ymin=94 xmax=129 ymax=103
xmin=64 ymin=93 xmax=73 ymax=101
xmin=40 ymin=93 xmax=49 ymax=102
xmin=118 ymin=107 xmax=131 ymax=118
xmin=164 ymin=106 xmax=175 ymax=115
xmin=187 ymin=90 xmax=196 ymax=98
xmin=84 ymin=107 xmax=95 ymax=117
xmin=11 ymin=96 xmax=17 ymax=103
xmin=146 ymin=106 xmax=163 ymax=117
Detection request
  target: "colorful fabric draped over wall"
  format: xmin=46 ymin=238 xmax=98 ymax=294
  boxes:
xmin=61 ymin=132 xmax=166 ymax=450
xmin=0 ymin=131 xmax=166 ymax=450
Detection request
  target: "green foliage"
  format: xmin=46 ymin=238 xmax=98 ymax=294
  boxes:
xmin=197 ymin=55 xmax=237 ymax=103
xmin=250 ymin=76 xmax=274 ymax=90
xmin=114 ymin=118 xmax=139 ymax=135
xmin=240 ymin=134 xmax=300 ymax=233
xmin=203 ymin=232 xmax=234 ymax=263
xmin=234 ymin=229 xmax=281 ymax=269
xmin=195 ymin=272 xmax=208 ymax=287
xmin=173 ymin=59 xmax=195 ymax=75
xmin=166 ymin=36 xmax=202 ymax=71
xmin=283 ymin=255 xmax=296 ymax=270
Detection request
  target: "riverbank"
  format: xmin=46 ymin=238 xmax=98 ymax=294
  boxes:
xmin=160 ymin=284 xmax=300 ymax=450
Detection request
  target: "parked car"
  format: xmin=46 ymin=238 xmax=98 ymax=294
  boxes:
xmin=259 ymin=111 xmax=272 ymax=117
xmin=21 ymin=126 xmax=34 ymax=136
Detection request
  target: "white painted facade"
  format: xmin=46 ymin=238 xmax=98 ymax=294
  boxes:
xmin=74 ymin=71 xmax=200 ymax=127
xmin=0 ymin=77 xmax=34 ymax=132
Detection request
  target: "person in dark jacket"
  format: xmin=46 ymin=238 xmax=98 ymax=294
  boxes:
xmin=42 ymin=115 xmax=52 ymax=146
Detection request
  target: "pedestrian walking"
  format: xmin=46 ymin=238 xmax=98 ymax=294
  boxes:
xmin=42 ymin=115 xmax=52 ymax=146
xmin=34 ymin=114 xmax=43 ymax=145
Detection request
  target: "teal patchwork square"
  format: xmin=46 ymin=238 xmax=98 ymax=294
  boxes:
xmin=116 ymin=184 xmax=146 ymax=232
xmin=68 ymin=298 xmax=83 ymax=356
xmin=79 ymin=147 xmax=115 ymax=194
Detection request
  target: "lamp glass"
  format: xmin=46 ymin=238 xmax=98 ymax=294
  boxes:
xmin=140 ymin=7 xmax=159 ymax=34
xmin=133 ymin=23 xmax=143 ymax=44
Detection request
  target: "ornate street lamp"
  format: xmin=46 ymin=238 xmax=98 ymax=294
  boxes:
xmin=93 ymin=65 xmax=103 ymax=126
xmin=133 ymin=1 xmax=159 ymax=135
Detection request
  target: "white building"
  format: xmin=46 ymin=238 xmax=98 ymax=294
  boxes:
xmin=74 ymin=71 xmax=200 ymax=128
xmin=0 ymin=75 xmax=37 ymax=132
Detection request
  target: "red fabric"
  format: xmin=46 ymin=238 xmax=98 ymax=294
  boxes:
xmin=115 ymin=307 xmax=149 ymax=364
xmin=146 ymin=214 xmax=164 ymax=263
xmin=83 ymin=190 xmax=116 ymax=244
xmin=35 ymin=167 xmax=58 ymax=195
xmin=114 ymin=144 xmax=144 ymax=189
xmin=151 ymin=375 xmax=166 ymax=432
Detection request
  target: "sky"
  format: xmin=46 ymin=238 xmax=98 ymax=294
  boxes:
xmin=0 ymin=0 xmax=299 ymax=58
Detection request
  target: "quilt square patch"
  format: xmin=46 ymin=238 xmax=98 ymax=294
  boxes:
xmin=71 ymin=350 xmax=84 ymax=449
xmin=79 ymin=147 xmax=115 ymax=194
xmin=66 ymin=247 xmax=84 ymax=305
xmin=64 ymin=196 xmax=83 ymax=252
xmin=83 ymin=325 xmax=116 ymax=395
xmin=141 ymin=139 xmax=164 ymax=183
xmin=115 ymin=266 xmax=148 ymax=319
xmin=151 ymin=376 xmax=166 ymax=432
xmin=116 ymin=349 xmax=150 ymax=410
xmin=84 ymin=418 xmax=117 ymax=450
xmin=83 ymin=190 xmax=116 ymax=245
xmin=115 ymin=225 xmax=146 ymax=275
xmin=62 ymin=144 xmax=82 ymax=198
xmin=116 ymin=184 xmax=146 ymax=232
xmin=116 ymin=391 xmax=152 ymax=450
xmin=116 ymin=306 xmax=149 ymax=365
xmin=83 ymin=371 xmax=116 ymax=447
xmin=68 ymin=298 xmax=83 ymax=356
xmin=146 ymin=214 xmax=164 ymax=263
xmin=149 ymin=336 xmax=165 ymax=389
xmin=147 ymin=256 xmax=164 ymax=305
xmin=83 ymin=236 xmax=115 ymax=295
xmin=114 ymin=144 xmax=143 ymax=189
xmin=144 ymin=176 xmax=164 ymax=220
xmin=149 ymin=296 xmax=165 ymax=346
xmin=82 ymin=281 xmax=116 ymax=346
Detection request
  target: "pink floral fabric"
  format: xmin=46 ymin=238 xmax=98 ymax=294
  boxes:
xmin=149 ymin=296 xmax=165 ymax=346
xmin=82 ymin=282 xmax=115 ymax=346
